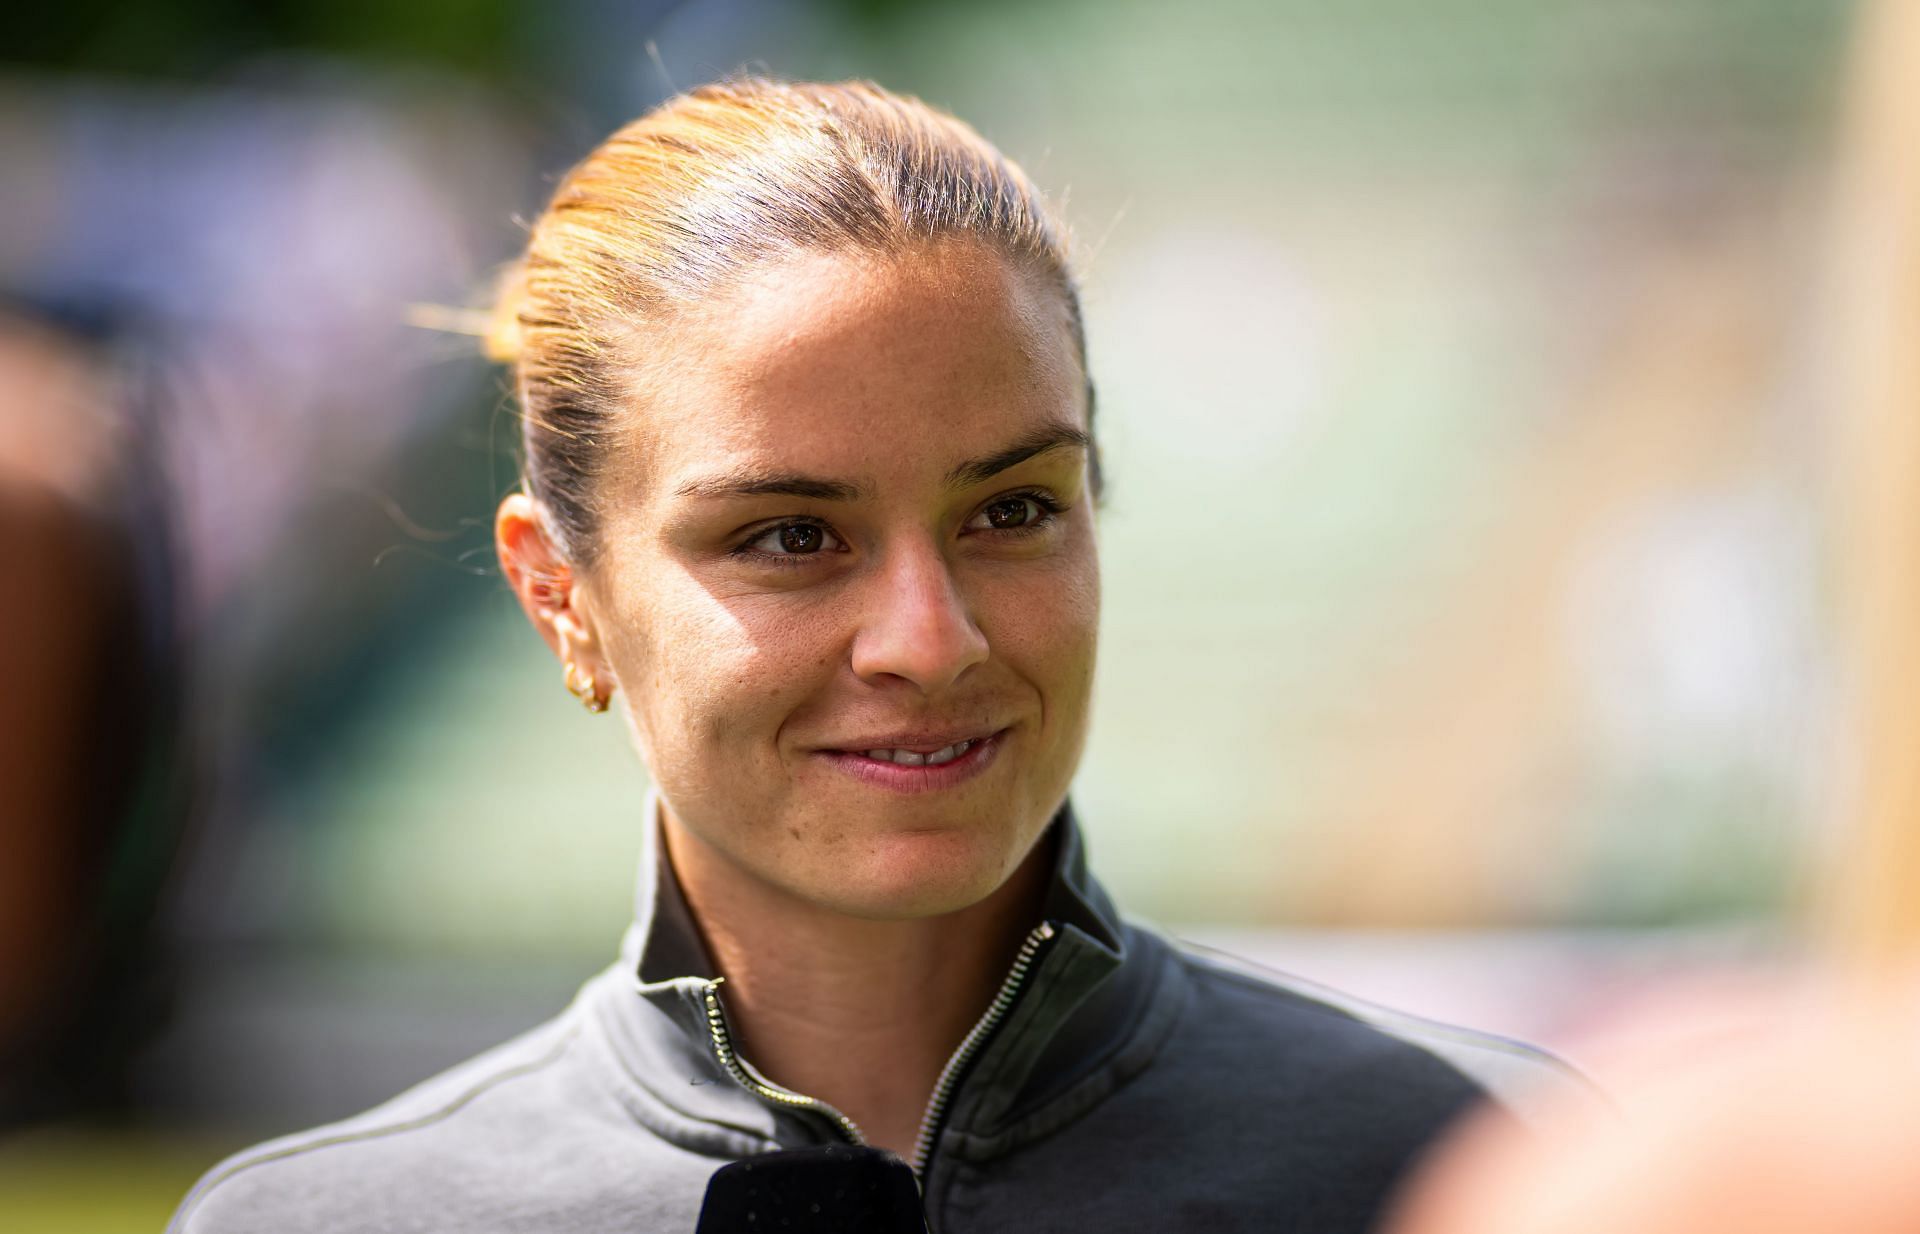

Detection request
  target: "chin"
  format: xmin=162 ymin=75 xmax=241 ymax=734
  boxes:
xmin=812 ymin=825 xmax=1026 ymax=921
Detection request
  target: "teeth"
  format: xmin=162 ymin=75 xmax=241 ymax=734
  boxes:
xmin=861 ymin=739 xmax=976 ymax=766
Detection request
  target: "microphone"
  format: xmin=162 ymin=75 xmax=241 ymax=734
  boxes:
xmin=694 ymin=1144 xmax=930 ymax=1234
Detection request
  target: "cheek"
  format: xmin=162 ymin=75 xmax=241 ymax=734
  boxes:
xmin=978 ymin=541 xmax=1100 ymax=703
xmin=606 ymin=578 xmax=847 ymax=749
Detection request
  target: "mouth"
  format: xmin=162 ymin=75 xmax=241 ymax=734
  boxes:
xmin=814 ymin=728 xmax=1007 ymax=793
xmin=854 ymin=737 xmax=983 ymax=766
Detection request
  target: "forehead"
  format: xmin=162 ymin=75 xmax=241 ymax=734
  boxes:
xmin=615 ymin=239 xmax=1085 ymax=495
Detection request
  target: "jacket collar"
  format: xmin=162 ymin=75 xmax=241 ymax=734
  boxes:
xmin=591 ymin=788 xmax=1148 ymax=1156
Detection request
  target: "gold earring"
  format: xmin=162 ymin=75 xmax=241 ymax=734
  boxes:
xmin=564 ymin=661 xmax=608 ymax=714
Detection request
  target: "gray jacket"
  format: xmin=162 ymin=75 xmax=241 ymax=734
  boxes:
xmin=169 ymin=806 xmax=1585 ymax=1233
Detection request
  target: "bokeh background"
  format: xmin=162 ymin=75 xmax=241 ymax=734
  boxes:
xmin=7 ymin=0 xmax=1909 ymax=1227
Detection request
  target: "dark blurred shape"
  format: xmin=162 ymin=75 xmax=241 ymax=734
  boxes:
xmin=697 ymin=1146 xmax=928 ymax=1234
xmin=0 ymin=296 xmax=194 ymax=1126
xmin=0 ymin=54 xmax=546 ymax=1140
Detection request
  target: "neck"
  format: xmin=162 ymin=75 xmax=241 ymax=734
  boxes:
xmin=661 ymin=817 xmax=1054 ymax=1159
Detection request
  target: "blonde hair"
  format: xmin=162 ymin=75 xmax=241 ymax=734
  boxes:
xmin=489 ymin=76 xmax=1092 ymax=564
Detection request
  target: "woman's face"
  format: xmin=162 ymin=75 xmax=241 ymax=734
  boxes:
xmin=577 ymin=239 xmax=1098 ymax=921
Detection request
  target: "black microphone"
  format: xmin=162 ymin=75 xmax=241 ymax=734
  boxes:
xmin=694 ymin=1144 xmax=930 ymax=1233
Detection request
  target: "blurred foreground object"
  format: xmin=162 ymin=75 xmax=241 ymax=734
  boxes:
xmin=1385 ymin=980 xmax=1920 ymax=1234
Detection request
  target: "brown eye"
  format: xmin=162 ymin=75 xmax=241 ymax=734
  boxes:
xmin=740 ymin=520 xmax=843 ymax=559
xmin=779 ymin=523 xmax=823 ymax=553
xmin=964 ymin=493 xmax=1063 ymax=537
xmin=984 ymin=498 xmax=1035 ymax=529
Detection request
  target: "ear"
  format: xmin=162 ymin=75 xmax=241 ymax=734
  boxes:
xmin=497 ymin=492 xmax=607 ymax=684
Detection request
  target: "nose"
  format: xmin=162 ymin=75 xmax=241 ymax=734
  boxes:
xmin=849 ymin=541 xmax=989 ymax=695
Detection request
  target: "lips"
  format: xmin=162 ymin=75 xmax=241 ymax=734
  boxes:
xmin=855 ymin=738 xmax=982 ymax=766
xmin=814 ymin=727 xmax=1007 ymax=793
xmin=822 ymin=727 xmax=1001 ymax=757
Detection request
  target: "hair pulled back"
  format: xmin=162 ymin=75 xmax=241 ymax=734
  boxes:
xmin=489 ymin=77 xmax=1091 ymax=566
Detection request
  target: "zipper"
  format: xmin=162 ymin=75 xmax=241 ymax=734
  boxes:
xmin=702 ymin=979 xmax=869 ymax=1146
xmin=909 ymin=920 xmax=1057 ymax=1175
xmin=698 ymin=918 xmax=1059 ymax=1173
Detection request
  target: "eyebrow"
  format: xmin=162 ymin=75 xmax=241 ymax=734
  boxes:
xmin=672 ymin=472 xmax=867 ymax=501
xmin=943 ymin=422 xmax=1090 ymax=489
xmin=672 ymin=421 xmax=1089 ymax=502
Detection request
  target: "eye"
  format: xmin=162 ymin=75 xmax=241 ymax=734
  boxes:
xmin=737 ymin=519 xmax=845 ymax=559
xmin=966 ymin=491 xmax=1064 ymax=534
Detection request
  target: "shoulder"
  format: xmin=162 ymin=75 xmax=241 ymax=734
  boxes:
xmin=167 ymin=1003 xmax=611 ymax=1234
xmin=963 ymin=927 xmax=1596 ymax=1230
xmin=1161 ymin=932 xmax=1600 ymax=1130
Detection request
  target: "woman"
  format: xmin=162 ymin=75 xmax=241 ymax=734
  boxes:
xmin=170 ymin=78 xmax=1581 ymax=1234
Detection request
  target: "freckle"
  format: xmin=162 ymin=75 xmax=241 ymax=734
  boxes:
xmin=787 ymin=826 xmax=802 ymax=840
